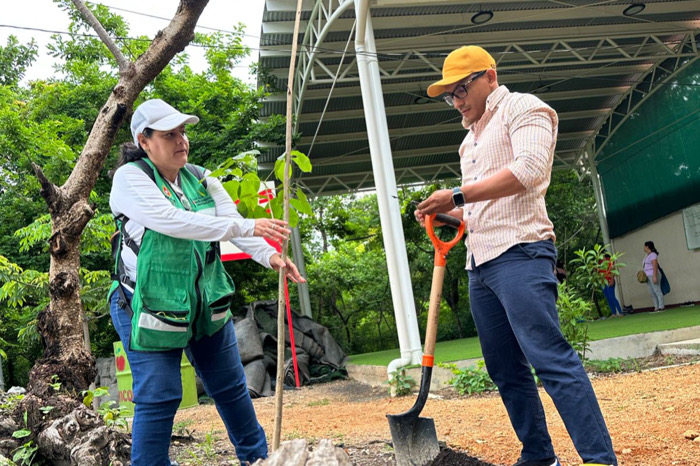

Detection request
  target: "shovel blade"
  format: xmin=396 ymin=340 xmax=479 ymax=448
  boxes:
xmin=387 ymin=414 xmax=440 ymax=466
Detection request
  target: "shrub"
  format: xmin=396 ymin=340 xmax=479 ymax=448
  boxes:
xmin=585 ymin=358 xmax=624 ymax=373
xmin=386 ymin=369 xmax=416 ymax=397
xmin=557 ymin=283 xmax=591 ymax=361
xmin=441 ymin=360 xmax=497 ymax=396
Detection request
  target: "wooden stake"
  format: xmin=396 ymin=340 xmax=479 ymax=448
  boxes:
xmin=272 ymin=0 xmax=304 ymax=451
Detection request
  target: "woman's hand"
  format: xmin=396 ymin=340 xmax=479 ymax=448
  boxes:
xmin=652 ymin=275 xmax=658 ymax=284
xmin=270 ymin=254 xmax=306 ymax=283
xmin=254 ymin=218 xmax=291 ymax=243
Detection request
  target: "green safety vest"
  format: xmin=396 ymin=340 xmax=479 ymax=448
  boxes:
xmin=109 ymin=158 xmax=236 ymax=352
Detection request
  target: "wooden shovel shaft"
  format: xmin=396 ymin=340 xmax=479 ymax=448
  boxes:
xmin=422 ymin=264 xmax=445 ymax=367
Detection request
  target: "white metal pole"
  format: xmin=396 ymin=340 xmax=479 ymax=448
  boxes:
xmin=587 ymin=149 xmax=625 ymax=306
xmin=290 ymin=226 xmax=312 ymax=317
xmin=355 ymin=0 xmax=423 ymax=374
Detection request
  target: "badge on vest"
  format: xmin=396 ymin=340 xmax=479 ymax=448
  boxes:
xmin=163 ymin=186 xmax=173 ymax=198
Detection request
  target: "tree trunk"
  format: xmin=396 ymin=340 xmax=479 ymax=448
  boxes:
xmin=0 ymin=1 xmax=212 ymax=464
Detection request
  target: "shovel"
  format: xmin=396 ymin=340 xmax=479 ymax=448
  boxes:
xmin=388 ymin=212 xmax=465 ymax=466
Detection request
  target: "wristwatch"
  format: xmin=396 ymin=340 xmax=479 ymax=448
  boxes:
xmin=452 ymin=187 xmax=466 ymax=207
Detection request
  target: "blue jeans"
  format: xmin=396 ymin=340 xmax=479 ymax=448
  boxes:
xmin=646 ymin=278 xmax=664 ymax=310
xmin=110 ymin=291 xmax=268 ymax=465
xmin=602 ymin=284 xmax=622 ymax=316
xmin=468 ymin=240 xmax=617 ymax=465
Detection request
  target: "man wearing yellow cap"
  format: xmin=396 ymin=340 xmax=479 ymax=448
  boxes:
xmin=415 ymin=46 xmax=617 ymax=466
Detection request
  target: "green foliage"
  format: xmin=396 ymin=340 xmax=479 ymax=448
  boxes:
xmin=172 ymin=420 xmax=194 ymax=438
xmin=556 ymin=282 xmax=591 ymax=360
xmin=38 ymin=406 xmax=54 ymax=416
xmin=10 ymin=411 xmax=39 ymax=466
xmin=306 ymin=398 xmax=331 ymax=407
xmin=11 ymin=440 xmax=38 ymax=466
xmin=302 ymin=188 xmax=471 ymax=356
xmin=569 ymin=244 xmax=625 ymax=319
xmin=0 ymin=36 xmax=38 ymax=86
xmin=400 ymin=187 xmax=473 ymax=342
xmin=208 ymin=150 xmax=312 ymax=228
xmin=80 ymin=386 xmax=109 ymax=408
xmin=183 ymin=428 xmax=220 ymax=464
xmin=440 ymin=360 xmax=497 ymax=396
xmin=571 ymin=244 xmax=625 ymax=291
xmin=12 ymin=412 xmax=31 ymax=440
xmin=97 ymin=401 xmax=130 ymax=431
xmin=48 ymin=375 xmax=61 ymax=391
xmin=81 ymin=387 xmax=129 ymax=431
xmin=307 ymin=240 xmax=397 ymax=354
xmin=386 ymin=369 xmax=416 ymax=397
xmin=0 ymin=394 xmax=24 ymax=411
xmin=546 ymin=170 xmax=600 ymax=265
xmin=0 ymin=4 xmax=288 ymax=388
xmin=585 ymin=358 xmax=624 ymax=373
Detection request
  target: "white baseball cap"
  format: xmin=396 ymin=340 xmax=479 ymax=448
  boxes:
xmin=130 ymin=99 xmax=199 ymax=145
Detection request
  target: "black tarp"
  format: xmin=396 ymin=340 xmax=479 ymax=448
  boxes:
xmin=233 ymin=300 xmax=348 ymax=398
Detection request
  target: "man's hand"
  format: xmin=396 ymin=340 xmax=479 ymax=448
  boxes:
xmin=416 ymin=188 xmax=454 ymax=216
xmin=270 ymin=254 xmax=306 ymax=283
xmin=413 ymin=209 xmax=447 ymax=228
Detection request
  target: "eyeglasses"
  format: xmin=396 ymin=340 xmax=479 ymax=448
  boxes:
xmin=443 ymin=70 xmax=487 ymax=106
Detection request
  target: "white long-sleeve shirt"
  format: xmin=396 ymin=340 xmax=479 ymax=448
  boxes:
xmin=110 ymin=163 xmax=277 ymax=287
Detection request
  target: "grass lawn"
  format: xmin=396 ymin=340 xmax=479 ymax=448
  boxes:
xmin=347 ymin=305 xmax=700 ymax=366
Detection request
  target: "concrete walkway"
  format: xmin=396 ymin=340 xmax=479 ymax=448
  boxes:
xmin=346 ymin=325 xmax=700 ymax=390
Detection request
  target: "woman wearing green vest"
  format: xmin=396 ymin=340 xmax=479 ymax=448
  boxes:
xmin=109 ymin=99 xmax=304 ymax=466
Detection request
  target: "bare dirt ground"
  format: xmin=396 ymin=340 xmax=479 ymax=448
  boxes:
xmin=171 ymin=359 xmax=700 ymax=466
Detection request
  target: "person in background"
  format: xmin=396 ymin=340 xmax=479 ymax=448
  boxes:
xmin=643 ymin=241 xmax=664 ymax=312
xmin=554 ymin=259 xmax=568 ymax=284
xmin=109 ymin=99 xmax=305 ymax=466
xmin=414 ymin=45 xmax=617 ymax=466
xmin=600 ymin=253 xmax=623 ymax=317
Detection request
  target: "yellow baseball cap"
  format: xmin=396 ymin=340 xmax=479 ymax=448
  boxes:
xmin=427 ymin=46 xmax=496 ymax=97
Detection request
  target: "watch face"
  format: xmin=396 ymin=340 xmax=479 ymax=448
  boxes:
xmin=452 ymin=188 xmax=465 ymax=207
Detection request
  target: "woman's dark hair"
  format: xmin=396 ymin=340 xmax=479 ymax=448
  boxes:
xmin=644 ymin=241 xmax=659 ymax=255
xmin=110 ymin=128 xmax=154 ymax=178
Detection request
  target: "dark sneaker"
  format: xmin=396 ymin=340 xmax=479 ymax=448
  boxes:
xmin=513 ymin=458 xmax=561 ymax=466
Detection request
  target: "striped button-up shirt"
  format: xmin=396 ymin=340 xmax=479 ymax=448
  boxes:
xmin=459 ymin=85 xmax=557 ymax=269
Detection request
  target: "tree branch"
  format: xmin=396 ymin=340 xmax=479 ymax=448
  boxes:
xmin=32 ymin=162 xmax=60 ymax=214
xmin=63 ymin=0 xmax=210 ymax=201
xmin=70 ymin=0 xmax=128 ymax=71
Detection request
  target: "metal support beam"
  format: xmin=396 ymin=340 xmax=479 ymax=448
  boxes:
xmin=354 ymin=0 xmax=423 ymax=376
xmin=587 ymin=148 xmax=611 ymax=248
xmin=586 ymin=147 xmax=626 ymax=306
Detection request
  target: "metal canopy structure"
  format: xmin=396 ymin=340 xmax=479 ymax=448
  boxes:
xmin=258 ymin=0 xmax=700 ymax=197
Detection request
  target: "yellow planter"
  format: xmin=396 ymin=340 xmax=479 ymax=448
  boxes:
xmin=113 ymin=341 xmax=198 ymax=415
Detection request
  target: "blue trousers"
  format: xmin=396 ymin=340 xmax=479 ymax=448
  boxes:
xmin=602 ymin=284 xmax=623 ymax=315
xmin=468 ymin=240 xmax=617 ymax=465
xmin=110 ymin=291 xmax=268 ymax=466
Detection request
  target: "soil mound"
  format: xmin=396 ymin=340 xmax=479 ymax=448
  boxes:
xmin=430 ymin=447 xmax=497 ymax=466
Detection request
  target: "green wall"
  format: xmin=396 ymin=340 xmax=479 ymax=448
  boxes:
xmin=597 ymin=59 xmax=700 ymax=238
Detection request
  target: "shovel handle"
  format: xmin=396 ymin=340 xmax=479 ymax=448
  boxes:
xmin=425 ymin=214 xmax=465 ymax=267
xmin=422 ymin=214 xmax=465 ymax=368
xmin=422 ymin=265 xmax=445 ymax=367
